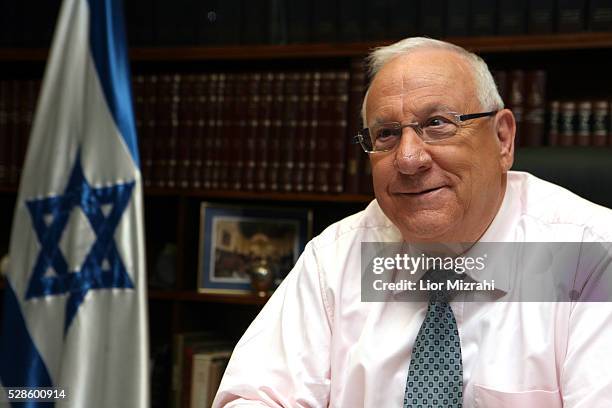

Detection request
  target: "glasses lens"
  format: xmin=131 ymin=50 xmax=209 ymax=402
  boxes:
xmin=371 ymin=124 xmax=401 ymax=151
xmin=421 ymin=114 xmax=459 ymax=141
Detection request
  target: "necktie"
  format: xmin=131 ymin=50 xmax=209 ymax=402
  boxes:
xmin=403 ymin=269 xmax=464 ymax=408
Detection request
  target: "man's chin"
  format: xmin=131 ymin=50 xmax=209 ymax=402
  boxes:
xmin=394 ymin=213 xmax=459 ymax=242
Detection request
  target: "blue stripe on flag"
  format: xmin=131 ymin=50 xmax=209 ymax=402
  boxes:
xmin=0 ymin=284 xmax=53 ymax=401
xmin=87 ymin=0 xmax=140 ymax=168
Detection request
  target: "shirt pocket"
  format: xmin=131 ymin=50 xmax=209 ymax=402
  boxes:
xmin=474 ymin=384 xmax=562 ymax=408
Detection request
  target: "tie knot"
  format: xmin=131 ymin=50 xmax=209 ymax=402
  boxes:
xmin=423 ymin=268 xmax=466 ymax=302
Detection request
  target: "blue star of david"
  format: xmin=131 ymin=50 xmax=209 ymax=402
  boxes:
xmin=25 ymin=152 xmax=135 ymax=334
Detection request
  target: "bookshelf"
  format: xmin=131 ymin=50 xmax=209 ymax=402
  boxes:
xmin=2 ymin=31 xmax=612 ymax=407
xmin=2 ymin=32 xmax=612 ymax=62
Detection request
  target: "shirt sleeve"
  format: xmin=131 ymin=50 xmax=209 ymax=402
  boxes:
xmin=561 ymin=302 xmax=612 ymax=407
xmin=212 ymin=241 xmax=333 ymax=407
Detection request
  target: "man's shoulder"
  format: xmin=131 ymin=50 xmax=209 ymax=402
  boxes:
xmin=312 ymin=200 xmax=400 ymax=250
xmin=509 ymin=171 xmax=612 ymax=240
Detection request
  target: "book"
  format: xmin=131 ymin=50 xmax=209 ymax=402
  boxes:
xmin=281 ymin=73 xmax=299 ymax=192
xmin=470 ymin=0 xmax=497 ymax=36
xmin=293 ymin=72 xmax=311 ymax=192
xmin=499 ymin=0 xmax=527 ymax=35
xmin=576 ymin=101 xmax=592 ymax=146
xmin=527 ymin=0 xmax=555 ymax=34
xmin=592 ymin=100 xmax=609 ymax=146
xmin=523 ymin=70 xmax=547 ymax=147
xmin=588 ymin=0 xmax=612 ymax=31
xmin=446 ymin=0 xmax=470 ymax=37
xmin=344 ymin=60 xmax=367 ymax=194
xmin=365 ymin=0 xmax=388 ymax=41
xmin=547 ymin=100 xmax=560 ymax=146
xmin=242 ymin=0 xmax=270 ymax=44
xmin=557 ymin=0 xmax=587 ymax=33
xmin=190 ymin=349 xmax=233 ymax=408
xmin=338 ymin=0 xmax=364 ymax=42
xmin=420 ymin=0 xmax=446 ymax=38
xmin=329 ymin=71 xmax=350 ymax=193
xmin=171 ymin=331 xmax=223 ymax=408
xmin=559 ymin=101 xmax=577 ymax=146
xmin=0 ymin=80 xmax=9 ymax=185
xmin=508 ymin=70 xmax=526 ymax=147
xmin=312 ymin=0 xmax=337 ymax=42
xmin=286 ymin=0 xmax=312 ymax=43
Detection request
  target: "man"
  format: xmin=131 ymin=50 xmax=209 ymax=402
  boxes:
xmin=213 ymin=38 xmax=612 ymax=407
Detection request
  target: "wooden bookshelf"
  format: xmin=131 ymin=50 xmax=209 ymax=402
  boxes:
xmin=144 ymin=187 xmax=373 ymax=203
xmin=148 ymin=289 xmax=269 ymax=305
xmin=2 ymin=32 xmax=612 ymax=63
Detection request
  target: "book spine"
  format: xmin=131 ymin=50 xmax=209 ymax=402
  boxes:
xmin=254 ymin=74 xmax=272 ymax=191
xmin=305 ymin=72 xmax=321 ymax=192
xmin=338 ymin=0 xmax=363 ymax=42
xmin=365 ymin=0 xmax=388 ymax=41
xmin=281 ymin=73 xmax=299 ymax=192
xmin=576 ymin=101 xmax=592 ymax=146
xmin=557 ymin=0 xmax=587 ymax=33
xmin=588 ymin=0 xmax=612 ymax=31
xmin=18 ymin=80 xmax=37 ymax=184
xmin=177 ymin=74 xmax=195 ymax=189
xmin=210 ymin=74 xmax=224 ymax=190
xmin=527 ymin=0 xmax=555 ymax=34
xmin=345 ymin=60 xmax=366 ymax=194
xmin=329 ymin=71 xmax=350 ymax=193
xmin=245 ymin=73 xmax=261 ymax=191
xmin=242 ymin=0 xmax=269 ymax=44
xmin=592 ymin=100 xmax=609 ymax=147
xmin=218 ymin=73 xmax=233 ymax=190
xmin=499 ymin=0 xmax=527 ymax=35
xmin=230 ymin=74 xmax=247 ymax=190
xmin=145 ymin=75 xmax=158 ymax=187
xmin=547 ymin=100 xmax=560 ymax=146
xmin=420 ymin=0 xmax=446 ymax=38
xmin=314 ymin=72 xmax=333 ymax=193
xmin=267 ymin=72 xmax=284 ymax=192
xmin=470 ymin=0 xmax=497 ymax=36
xmin=287 ymin=0 xmax=312 ymax=43
xmin=508 ymin=70 xmax=526 ymax=147
xmin=312 ymin=0 xmax=337 ymax=42
xmin=293 ymin=73 xmax=311 ymax=192
xmin=133 ymin=75 xmax=147 ymax=185
xmin=191 ymin=74 xmax=208 ymax=189
xmin=446 ymin=0 xmax=470 ymax=36
xmin=203 ymin=74 xmax=217 ymax=189
xmin=523 ymin=70 xmax=547 ymax=147
xmin=559 ymin=101 xmax=577 ymax=146
xmin=167 ymin=74 xmax=181 ymax=188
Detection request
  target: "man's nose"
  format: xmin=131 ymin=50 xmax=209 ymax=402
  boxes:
xmin=393 ymin=127 xmax=433 ymax=175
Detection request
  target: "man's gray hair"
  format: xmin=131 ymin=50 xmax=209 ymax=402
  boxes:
xmin=361 ymin=37 xmax=504 ymax=125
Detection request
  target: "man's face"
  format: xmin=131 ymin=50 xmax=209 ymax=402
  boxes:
xmin=365 ymin=49 xmax=513 ymax=242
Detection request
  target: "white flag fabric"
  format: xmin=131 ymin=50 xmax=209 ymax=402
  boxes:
xmin=0 ymin=0 xmax=149 ymax=406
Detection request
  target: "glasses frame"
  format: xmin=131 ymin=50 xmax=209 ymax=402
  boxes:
xmin=353 ymin=110 xmax=498 ymax=153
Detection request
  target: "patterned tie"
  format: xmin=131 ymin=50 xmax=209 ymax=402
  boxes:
xmin=403 ymin=269 xmax=464 ymax=408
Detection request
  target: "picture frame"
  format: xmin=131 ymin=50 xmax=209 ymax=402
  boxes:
xmin=198 ymin=202 xmax=313 ymax=294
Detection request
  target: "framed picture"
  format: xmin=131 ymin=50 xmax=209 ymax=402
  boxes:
xmin=198 ymin=203 xmax=313 ymax=294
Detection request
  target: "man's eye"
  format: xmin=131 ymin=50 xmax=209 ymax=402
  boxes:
xmin=424 ymin=116 xmax=453 ymax=127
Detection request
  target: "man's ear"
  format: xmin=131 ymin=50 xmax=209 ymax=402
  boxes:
xmin=495 ymin=109 xmax=516 ymax=172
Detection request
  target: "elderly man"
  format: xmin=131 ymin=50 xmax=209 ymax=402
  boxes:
xmin=213 ymin=38 xmax=612 ymax=407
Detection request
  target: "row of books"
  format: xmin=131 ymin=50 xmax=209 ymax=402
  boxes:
xmin=2 ymin=1 xmax=612 ymax=49
xmin=133 ymin=71 xmax=356 ymax=194
xmin=167 ymin=331 xmax=234 ymax=408
xmin=548 ymin=99 xmax=612 ymax=146
xmin=493 ymin=69 xmax=548 ymax=147
xmin=126 ymin=0 xmax=612 ymax=47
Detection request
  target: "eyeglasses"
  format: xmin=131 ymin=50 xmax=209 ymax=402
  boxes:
xmin=353 ymin=110 xmax=498 ymax=153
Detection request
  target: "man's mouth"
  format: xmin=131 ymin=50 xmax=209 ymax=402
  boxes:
xmin=396 ymin=186 xmax=445 ymax=196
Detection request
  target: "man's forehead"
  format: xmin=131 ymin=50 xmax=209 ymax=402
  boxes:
xmin=370 ymin=49 xmax=475 ymax=94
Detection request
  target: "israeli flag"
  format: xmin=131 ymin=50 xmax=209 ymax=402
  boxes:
xmin=0 ymin=0 xmax=149 ymax=407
